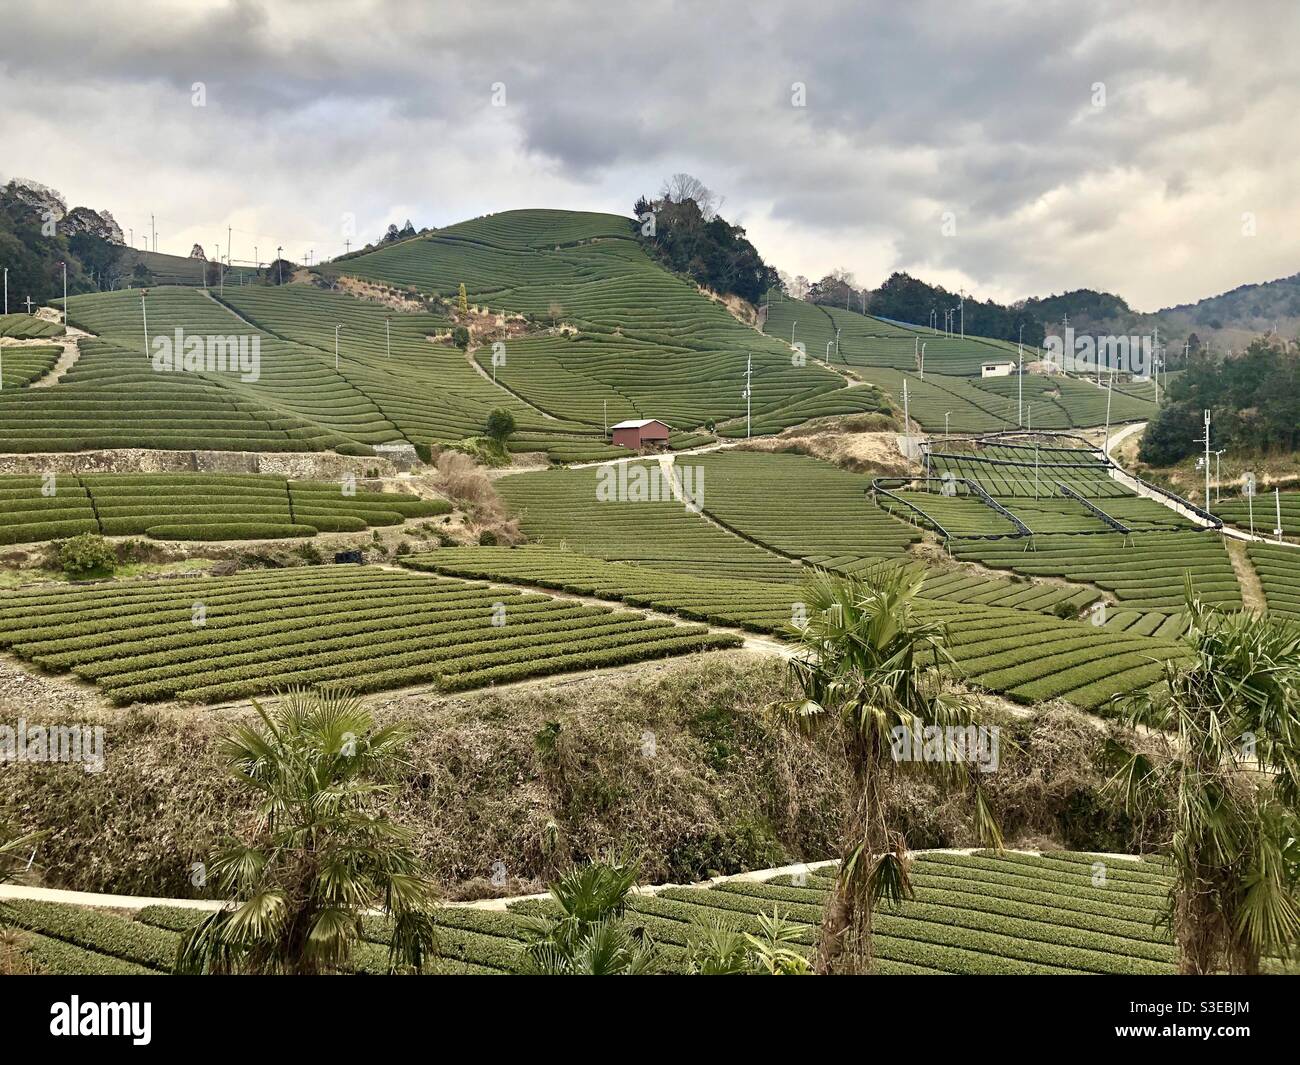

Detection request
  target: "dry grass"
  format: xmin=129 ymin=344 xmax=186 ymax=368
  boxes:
xmin=428 ymin=451 xmax=523 ymax=544
xmin=0 ymin=655 xmax=1172 ymax=902
xmin=738 ymin=419 xmax=909 ymax=474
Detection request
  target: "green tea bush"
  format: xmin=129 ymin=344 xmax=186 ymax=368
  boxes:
xmin=57 ymin=534 xmax=116 ymax=578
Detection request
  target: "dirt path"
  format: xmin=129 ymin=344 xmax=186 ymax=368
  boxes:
xmin=459 ymin=343 xmax=557 ymax=419
xmin=27 ymin=324 xmax=91 ymax=388
xmin=373 ymin=561 xmax=795 ymax=661
xmin=1224 ymin=537 xmax=1267 ymax=613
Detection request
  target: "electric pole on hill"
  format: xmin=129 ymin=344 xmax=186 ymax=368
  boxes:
xmin=743 ymin=354 xmax=753 ymax=439
xmin=1196 ymin=409 xmax=1213 ymax=513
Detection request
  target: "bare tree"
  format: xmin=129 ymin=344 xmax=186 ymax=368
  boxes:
xmin=660 ymin=173 xmax=723 ymax=220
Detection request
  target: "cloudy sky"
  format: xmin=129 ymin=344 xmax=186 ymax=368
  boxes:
xmin=1 ymin=0 xmax=1296 ymax=310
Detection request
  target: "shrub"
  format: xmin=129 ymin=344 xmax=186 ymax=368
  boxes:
xmin=485 ymin=408 xmax=517 ymax=444
xmin=144 ymin=523 xmax=319 ymax=541
xmin=478 ymin=529 xmax=499 ymax=547
xmin=57 ymin=534 xmax=116 ymax=579
xmin=452 ymin=326 xmax=470 ymax=349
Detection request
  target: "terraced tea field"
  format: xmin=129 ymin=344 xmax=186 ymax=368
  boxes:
xmin=0 ymin=567 xmax=739 ymax=704
xmin=495 ymin=461 xmax=802 ymax=581
xmin=7 ymin=851 xmax=1181 ymax=976
xmin=0 ymin=343 xmax=60 ymax=388
xmin=0 ymin=473 xmax=448 ymax=544
xmin=407 ymin=546 xmax=1180 ymax=710
xmin=952 ymin=531 xmax=1241 ymax=613
xmin=690 ymin=450 xmax=919 ymax=558
xmin=335 ymin=210 xmax=872 ymax=434
xmin=1247 ymin=543 xmax=1300 ymax=621
xmin=1219 ymin=490 xmax=1300 ymax=539
xmin=0 ymin=313 xmax=64 ymax=339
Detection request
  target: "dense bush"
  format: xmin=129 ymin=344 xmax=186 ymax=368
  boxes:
xmin=632 ymin=190 xmax=779 ymax=304
xmin=1139 ymin=338 xmax=1300 ymax=464
xmin=56 ymin=533 xmax=115 ymax=578
xmin=144 ymin=523 xmax=319 ymax=541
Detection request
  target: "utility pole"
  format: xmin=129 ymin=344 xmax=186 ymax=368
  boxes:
xmin=1018 ymin=345 xmax=1024 ymax=426
xmin=744 ymin=354 xmax=753 ymax=439
xmin=335 ymin=324 xmax=343 ymax=372
xmin=603 ymin=399 xmax=608 ymax=439
xmin=1198 ymin=409 xmax=1212 ymax=513
xmin=151 ymin=213 xmax=156 ymax=253
xmin=1034 ymin=441 xmax=1040 ymax=499
xmin=791 ymin=320 xmax=797 ymax=346
xmin=1103 ymin=378 xmax=1113 ymax=454
xmin=835 ymin=327 xmax=841 ymax=362
xmin=959 ymin=292 xmax=964 ymax=339
xmin=227 ymin=226 xmax=232 ymax=266
xmin=920 ymin=342 xmax=926 ymax=380
xmin=385 ymin=318 xmax=391 ymax=358
xmin=3 ymin=267 xmax=6 ymax=315
xmin=1276 ymin=487 xmax=1284 ymax=542
xmin=903 ymin=378 xmax=910 ymax=444
xmin=59 ymin=260 xmax=67 ymax=324
xmin=276 ymin=247 xmax=283 ymax=285
xmin=140 ymin=289 xmax=149 ymax=359
xmin=945 ymin=411 xmax=950 ymax=440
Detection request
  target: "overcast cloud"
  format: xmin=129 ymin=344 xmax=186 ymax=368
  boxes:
xmin=1 ymin=0 xmax=1297 ymax=310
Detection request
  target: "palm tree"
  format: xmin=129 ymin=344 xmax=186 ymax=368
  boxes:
xmin=687 ymin=907 xmax=812 ymax=974
xmin=519 ymin=859 xmax=661 ymax=974
xmin=781 ymin=565 xmax=1002 ymax=974
xmin=1108 ymin=584 xmax=1300 ymax=974
xmin=176 ymin=687 xmax=439 ymax=975
xmin=0 ymin=824 xmax=44 ymax=929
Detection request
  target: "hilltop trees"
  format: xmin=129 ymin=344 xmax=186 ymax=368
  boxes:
xmin=1139 ymin=338 xmax=1300 ymax=464
xmin=633 ymin=175 xmax=780 ymax=304
xmin=866 ymin=272 xmax=1045 ymax=346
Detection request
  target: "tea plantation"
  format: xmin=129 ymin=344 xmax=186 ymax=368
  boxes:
xmin=8 ymin=851 xmax=1182 ymax=976
xmin=0 ymin=567 xmax=740 ymax=704
xmin=0 ymin=473 xmax=449 ymax=544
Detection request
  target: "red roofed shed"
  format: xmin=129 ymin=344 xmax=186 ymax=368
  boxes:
xmin=610 ymin=418 xmax=671 ymax=450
